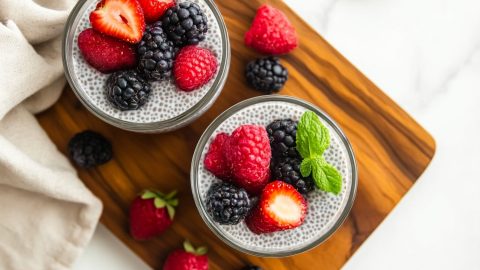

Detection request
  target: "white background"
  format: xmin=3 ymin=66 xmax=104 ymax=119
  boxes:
xmin=74 ymin=0 xmax=480 ymax=269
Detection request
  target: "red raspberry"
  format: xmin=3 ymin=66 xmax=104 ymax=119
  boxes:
xmin=224 ymin=125 xmax=271 ymax=194
xmin=204 ymin=133 xmax=231 ymax=180
xmin=78 ymin=28 xmax=137 ymax=73
xmin=245 ymin=5 xmax=298 ymax=55
xmin=173 ymin=46 xmax=218 ymax=92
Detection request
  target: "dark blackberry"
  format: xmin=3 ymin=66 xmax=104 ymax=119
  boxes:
xmin=266 ymin=119 xmax=299 ymax=160
xmin=271 ymin=157 xmax=315 ymax=195
xmin=206 ymin=183 xmax=251 ymax=225
xmin=241 ymin=266 xmax=262 ymax=270
xmin=137 ymin=21 xmax=175 ymax=81
xmin=245 ymin=57 xmax=288 ymax=94
xmin=106 ymin=70 xmax=151 ymax=111
xmin=162 ymin=2 xmax=208 ymax=46
xmin=68 ymin=130 xmax=112 ymax=168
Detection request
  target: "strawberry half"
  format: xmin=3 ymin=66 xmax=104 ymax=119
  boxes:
xmin=129 ymin=190 xmax=178 ymax=240
xmin=246 ymin=181 xmax=307 ymax=234
xmin=90 ymin=0 xmax=145 ymax=43
xmin=138 ymin=0 xmax=175 ymax=23
xmin=163 ymin=240 xmax=208 ymax=270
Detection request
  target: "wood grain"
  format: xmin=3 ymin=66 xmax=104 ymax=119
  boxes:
xmin=36 ymin=0 xmax=436 ymax=269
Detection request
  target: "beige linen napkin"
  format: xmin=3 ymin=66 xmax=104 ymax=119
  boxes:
xmin=0 ymin=0 xmax=103 ymax=269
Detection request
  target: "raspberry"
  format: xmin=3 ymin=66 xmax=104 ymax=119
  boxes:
xmin=173 ymin=45 xmax=218 ymax=91
xmin=244 ymin=5 xmax=298 ymax=55
xmin=224 ymin=125 xmax=271 ymax=194
xmin=204 ymin=133 xmax=231 ymax=180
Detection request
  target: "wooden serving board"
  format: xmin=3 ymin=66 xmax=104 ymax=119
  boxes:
xmin=37 ymin=0 xmax=436 ymax=269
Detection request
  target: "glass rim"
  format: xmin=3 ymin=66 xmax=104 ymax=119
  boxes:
xmin=62 ymin=0 xmax=231 ymax=133
xmin=190 ymin=95 xmax=358 ymax=257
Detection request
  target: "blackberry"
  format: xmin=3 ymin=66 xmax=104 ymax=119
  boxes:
xmin=137 ymin=21 xmax=175 ymax=81
xmin=206 ymin=183 xmax=251 ymax=225
xmin=68 ymin=130 xmax=112 ymax=168
xmin=106 ymin=70 xmax=151 ymax=111
xmin=245 ymin=57 xmax=288 ymax=94
xmin=266 ymin=119 xmax=299 ymax=160
xmin=241 ymin=266 xmax=262 ymax=270
xmin=162 ymin=2 xmax=208 ymax=46
xmin=271 ymin=157 xmax=315 ymax=195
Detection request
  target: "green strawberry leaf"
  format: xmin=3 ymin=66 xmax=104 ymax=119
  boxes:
xmin=154 ymin=197 xmax=166 ymax=208
xmin=168 ymin=198 xmax=179 ymax=207
xmin=141 ymin=190 xmax=157 ymax=200
xmin=165 ymin=190 xmax=177 ymax=200
xmin=184 ymin=241 xmax=195 ymax=253
xmin=300 ymin=157 xmax=312 ymax=177
xmin=195 ymin=246 xmax=208 ymax=256
xmin=296 ymin=111 xmax=331 ymax=159
xmin=166 ymin=204 xmax=175 ymax=220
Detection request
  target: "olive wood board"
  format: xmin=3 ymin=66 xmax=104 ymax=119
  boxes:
xmin=37 ymin=0 xmax=436 ymax=269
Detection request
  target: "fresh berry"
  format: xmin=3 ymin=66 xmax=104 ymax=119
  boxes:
xmin=138 ymin=0 xmax=175 ymax=23
xmin=246 ymin=181 xmax=307 ymax=234
xmin=223 ymin=125 xmax=271 ymax=194
xmin=68 ymin=130 xmax=112 ymax=168
xmin=173 ymin=45 xmax=218 ymax=91
xmin=90 ymin=0 xmax=145 ymax=43
xmin=266 ymin=119 xmax=299 ymax=160
xmin=106 ymin=70 xmax=152 ymax=110
xmin=204 ymin=133 xmax=231 ymax=180
xmin=206 ymin=183 xmax=251 ymax=225
xmin=163 ymin=241 xmax=208 ymax=270
xmin=137 ymin=21 xmax=176 ymax=80
xmin=242 ymin=266 xmax=262 ymax=270
xmin=246 ymin=57 xmax=288 ymax=94
xmin=162 ymin=2 xmax=208 ymax=46
xmin=271 ymin=157 xmax=315 ymax=195
xmin=78 ymin=28 xmax=137 ymax=73
xmin=129 ymin=190 xmax=178 ymax=240
xmin=244 ymin=5 xmax=298 ymax=55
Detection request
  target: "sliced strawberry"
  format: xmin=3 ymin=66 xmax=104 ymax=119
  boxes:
xmin=246 ymin=181 xmax=307 ymax=234
xmin=90 ymin=0 xmax=145 ymax=43
xmin=138 ymin=0 xmax=175 ymax=23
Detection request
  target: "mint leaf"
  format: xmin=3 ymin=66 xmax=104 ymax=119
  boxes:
xmin=322 ymin=164 xmax=342 ymax=195
xmin=296 ymin=111 xmax=331 ymax=159
xmin=300 ymin=157 xmax=312 ymax=177
xmin=311 ymin=158 xmax=342 ymax=194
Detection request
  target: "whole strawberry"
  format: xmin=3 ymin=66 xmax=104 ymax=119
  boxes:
xmin=163 ymin=241 xmax=208 ymax=270
xmin=224 ymin=125 xmax=271 ymax=194
xmin=204 ymin=132 xmax=231 ymax=180
xmin=245 ymin=5 xmax=298 ymax=55
xmin=78 ymin=28 xmax=137 ymax=73
xmin=173 ymin=46 xmax=218 ymax=91
xmin=138 ymin=0 xmax=175 ymax=23
xmin=129 ymin=190 xmax=178 ymax=240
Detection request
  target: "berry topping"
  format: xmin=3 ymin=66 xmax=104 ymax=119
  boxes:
xmin=138 ymin=0 xmax=175 ymax=23
xmin=162 ymin=2 xmax=208 ymax=46
xmin=78 ymin=28 xmax=137 ymax=73
xmin=245 ymin=5 xmax=298 ymax=55
xmin=271 ymin=157 xmax=315 ymax=195
xmin=173 ymin=45 xmax=218 ymax=91
xmin=89 ymin=0 xmax=145 ymax=43
xmin=204 ymin=133 xmax=231 ymax=180
xmin=68 ymin=130 xmax=112 ymax=168
xmin=163 ymin=241 xmax=208 ymax=270
xmin=106 ymin=70 xmax=152 ymax=110
xmin=266 ymin=119 xmax=299 ymax=160
xmin=245 ymin=181 xmax=307 ymax=234
xmin=246 ymin=57 xmax=288 ymax=94
xmin=137 ymin=21 xmax=175 ymax=81
xmin=129 ymin=190 xmax=178 ymax=240
xmin=206 ymin=183 xmax=251 ymax=225
xmin=223 ymin=125 xmax=271 ymax=194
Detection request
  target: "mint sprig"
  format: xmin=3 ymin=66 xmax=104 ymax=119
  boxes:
xmin=296 ymin=111 xmax=342 ymax=194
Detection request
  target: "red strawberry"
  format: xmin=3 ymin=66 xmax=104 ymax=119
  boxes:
xmin=223 ymin=125 xmax=271 ymax=194
xmin=78 ymin=28 xmax=137 ymax=73
xmin=138 ymin=0 xmax=175 ymax=23
xmin=129 ymin=190 xmax=178 ymax=240
xmin=90 ymin=0 xmax=145 ymax=43
xmin=204 ymin=133 xmax=231 ymax=180
xmin=173 ymin=46 xmax=218 ymax=92
xmin=246 ymin=181 xmax=307 ymax=234
xmin=163 ymin=241 xmax=208 ymax=270
xmin=245 ymin=5 xmax=298 ymax=55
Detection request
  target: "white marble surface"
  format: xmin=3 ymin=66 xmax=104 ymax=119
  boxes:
xmin=74 ymin=0 xmax=480 ymax=269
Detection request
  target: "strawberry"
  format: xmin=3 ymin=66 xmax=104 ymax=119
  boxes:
xmin=78 ymin=28 xmax=137 ymax=73
xmin=129 ymin=190 xmax=178 ymax=240
xmin=163 ymin=241 xmax=208 ymax=270
xmin=90 ymin=0 xmax=145 ymax=43
xmin=204 ymin=133 xmax=231 ymax=180
xmin=223 ymin=125 xmax=271 ymax=194
xmin=246 ymin=181 xmax=307 ymax=234
xmin=173 ymin=45 xmax=218 ymax=92
xmin=245 ymin=5 xmax=298 ymax=55
xmin=138 ymin=0 xmax=175 ymax=23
